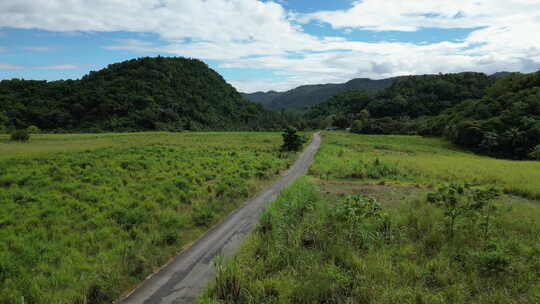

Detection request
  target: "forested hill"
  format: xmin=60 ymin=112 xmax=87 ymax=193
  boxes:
xmin=242 ymin=77 xmax=399 ymax=110
xmin=307 ymin=72 xmax=493 ymax=121
xmin=0 ymin=57 xmax=288 ymax=132
xmin=306 ymin=71 xmax=540 ymax=160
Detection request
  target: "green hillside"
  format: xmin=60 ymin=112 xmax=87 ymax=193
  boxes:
xmin=242 ymin=77 xmax=398 ymax=110
xmin=0 ymin=57 xmax=287 ymax=132
xmin=306 ymin=71 xmax=540 ymax=160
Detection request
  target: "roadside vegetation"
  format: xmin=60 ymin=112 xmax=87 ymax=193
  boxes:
xmin=202 ymin=132 xmax=540 ymax=304
xmin=0 ymin=132 xmax=300 ymax=303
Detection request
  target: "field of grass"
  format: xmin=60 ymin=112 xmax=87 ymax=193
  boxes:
xmin=310 ymin=132 xmax=540 ymax=199
xmin=202 ymin=132 xmax=540 ymax=304
xmin=0 ymin=132 xmax=299 ymax=304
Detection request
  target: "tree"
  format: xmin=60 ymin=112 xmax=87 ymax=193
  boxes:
xmin=280 ymin=127 xmax=306 ymax=152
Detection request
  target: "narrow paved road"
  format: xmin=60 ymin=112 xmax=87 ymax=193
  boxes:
xmin=117 ymin=133 xmax=321 ymax=304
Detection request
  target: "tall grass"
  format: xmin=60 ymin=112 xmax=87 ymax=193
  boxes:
xmin=0 ymin=132 xmax=298 ymax=303
xmin=201 ymin=178 xmax=540 ymax=304
xmin=311 ymin=132 xmax=540 ymax=199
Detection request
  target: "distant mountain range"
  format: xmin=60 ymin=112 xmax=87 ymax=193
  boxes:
xmin=242 ymin=77 xmax=401 ymax=110
xmin=242 ymin=72 xmax=513 ymax=110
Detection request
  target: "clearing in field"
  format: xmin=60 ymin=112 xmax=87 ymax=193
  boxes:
xmin=202 ymin=132 xmax=540 ymax=304
xmin=0 ymin=132 xmax=300 ymax=303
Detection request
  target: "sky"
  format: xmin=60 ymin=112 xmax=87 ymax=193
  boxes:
xmin=0 ymin=0 xmax=539 ymax=93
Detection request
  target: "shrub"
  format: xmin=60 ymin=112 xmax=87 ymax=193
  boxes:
xmin=471 ymin=249 xmax=511 ymax=277
xmin=427 ymin=184 xmax=500 ymax=240
xmin=350 ymin=120 xmax=363 ymax=133
xmin=10 ymin=129 xmax=30 ymax=141
xmin=27 ymin=125 xmax=40 ymax=134
xmin=192 ymin=201 xmax=215 ymax=226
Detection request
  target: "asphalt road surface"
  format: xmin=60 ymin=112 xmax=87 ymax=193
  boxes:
xmin=117 ymin=133 xmax=321 ymax=304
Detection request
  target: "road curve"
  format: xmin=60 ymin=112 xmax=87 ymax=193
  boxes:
xmin=117 ymin=133 xmax=321 ymax=304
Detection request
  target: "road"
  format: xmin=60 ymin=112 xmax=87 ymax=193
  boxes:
xmin=117 ymin=133 xmax=321 ymax=304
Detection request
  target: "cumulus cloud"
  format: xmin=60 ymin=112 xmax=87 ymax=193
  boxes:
xmin=300 ymin=0 xmax=540 ymax=32
xmin=0 ymin=63 xmax=79 ymax=70
xmin=0 ymin=0 xmax=539 ymax=92
xmin=36 ymin=64 xmax=79 ymax=70
xmin=0 ymin=62 xmax=24 ymax=70
xmin=20 ymin=46 xmax=56 ymax=52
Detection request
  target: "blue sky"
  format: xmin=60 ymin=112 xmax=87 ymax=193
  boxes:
xmin=1 ymin=0 xmax=539 ymax=92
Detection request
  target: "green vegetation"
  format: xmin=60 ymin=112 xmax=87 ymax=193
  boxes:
xmin=0 ymin=132 xmax=300 ymax=303
xmin=9 ymin=129 xmax=30 ymax=142
xmin=202 ymin=132 xmax=540 ymax=303
xmin=307 ymin=71 xmax=540 ymax=160
xmin=280 ymin=127 xmax=307 ymax=152
xmin=307 ymin=72 xmax=492 ymax=125
xmin=0 ymin=57 xmax=288 ymax=133
xmin=310 ymin=133 xmax=540 ymax=199
xmin=442 ymin=72 xmax=540 ymax=159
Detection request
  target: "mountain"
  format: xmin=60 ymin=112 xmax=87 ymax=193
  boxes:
xmin=0 ymin=57 xmax=288 ymax=132
xmin=490 ymin=71 xmax=512 ymax=78
xmin=242 ymin=90 xmax=282 ymax=107
xmin=306 ymin=72 xmax=494 ymax=124
xmin=242 ymin=77 xmax=399 ymax=110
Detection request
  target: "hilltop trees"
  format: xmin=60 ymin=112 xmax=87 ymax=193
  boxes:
xmin=0 ymin=57 xmax=289 ymax=132
xmin=441 ymin=71 xmax=540 ymax=159
xmin=306 ymin=71 xmax=540 ymax=160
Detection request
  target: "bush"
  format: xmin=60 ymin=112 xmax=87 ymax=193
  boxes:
xmin=350 ymin=120 xmax=363 ymax=133
xmin=27 ymin=125 xmax=40 ymax=134
xmin=10 ymin=129 xmax=30 ymax=142
xmin=427 ymin=184 xmax=500 ymax=240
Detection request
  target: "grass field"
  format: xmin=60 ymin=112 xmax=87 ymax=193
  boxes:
xmin=310 ymin=132 xmax=540 ymax=199
xmin=0 ymin=132 xmax=300 ymax=304
xmin=202 ymin=132 xmax=540 ymax=304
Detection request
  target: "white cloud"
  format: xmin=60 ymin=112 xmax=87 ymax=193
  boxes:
xmin=0 ymin=62 xmax=24 ymax=70
xmin=300 ymin=0 xmax=540 ymax=32
xmin=1 ymin=0 xmax=539 ymax=92
xmin=37 ymin=64 xmax=79 ymax=70
xmin=0 ymin=63 xmax=79 ymax=70
xmin=20 ymin=46 xmax=56 ymax=52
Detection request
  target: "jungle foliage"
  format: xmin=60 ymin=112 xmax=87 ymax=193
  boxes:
xmin=307 ymin=71 xmax=540 ymax=159
xmin=0 ymin=57 xmax=289 ymax=133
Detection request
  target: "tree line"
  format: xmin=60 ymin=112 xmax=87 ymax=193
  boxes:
xmin=306 ymin=71 xmax=540 ymax=160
